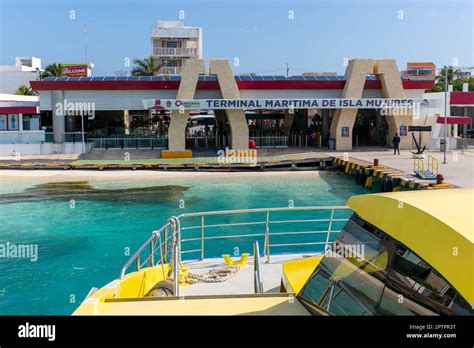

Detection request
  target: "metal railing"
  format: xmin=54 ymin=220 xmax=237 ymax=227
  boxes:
xmin=153 ymin=47 xmax=198 ymax=57
xmin=413 ymin=157 xmax=423 ymax=173
xmin=119 ymin=206 xmax=353 ymax=296
xmin=253 ymin=241 xmax=263 ymax=294
xmin=427 ymin=155 xmax=438 ymax=176
xmin=89 ymin=137 xmax=168 ymax=149
xmin=186 ymin=134 xmax=216 ymax=149
xmin=252 ymin=136 xmax=288 ymax=148
xmin=414 ymin=155 xmax=438 ymax=176
xmin=159 ymin=67 xmax=183 ymax=75
xmin=63 ymin=132 xmax=86 ymax=143
xmin=457 ymin=138 xmax=474 ymax=152
xmin=177 ymin=206 xmax=351 ymax=263
xmin=119 ymin=221 xmax=172 ymax=280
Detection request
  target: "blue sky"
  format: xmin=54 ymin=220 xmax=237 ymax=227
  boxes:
xmin=0 ymin=0 xmax=472 ymax=76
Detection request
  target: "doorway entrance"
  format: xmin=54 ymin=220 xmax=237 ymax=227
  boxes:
xmin=352 ymin=109 xmax=388 ymax=147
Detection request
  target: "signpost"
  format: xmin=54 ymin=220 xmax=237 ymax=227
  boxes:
xmin=408 ymin=126 xmax=432 ymax=155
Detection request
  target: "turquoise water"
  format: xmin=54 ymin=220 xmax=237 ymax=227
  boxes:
xmin=0 ymin=172 xmax=366 ymax=315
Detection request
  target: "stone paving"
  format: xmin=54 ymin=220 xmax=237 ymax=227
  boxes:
xmin=326 ymin=149 xmax=474 ymax=188
xmin=0 ymin=147 xmax=472 ymax=188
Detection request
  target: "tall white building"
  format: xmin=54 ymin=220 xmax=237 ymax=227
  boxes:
xmin=151 ymin=20 xmax=202 ymax=75
xmin=0 ymin=57 xmax=42 ymax=94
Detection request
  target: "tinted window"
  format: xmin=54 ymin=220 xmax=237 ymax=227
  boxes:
xmin=298 ymin=215 xmax=473 ymax=315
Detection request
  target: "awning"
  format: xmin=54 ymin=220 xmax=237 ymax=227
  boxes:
xmin=450 ymin=92 xmax=474 ymax=106
xmin=0 ymin=106 xmax=39 ymax=114
xmin=436 ymin=116 xmax=472 ymax=125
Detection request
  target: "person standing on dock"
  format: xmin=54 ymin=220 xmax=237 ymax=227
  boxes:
xmin=392 ymin=133 xmax=401 ymax=155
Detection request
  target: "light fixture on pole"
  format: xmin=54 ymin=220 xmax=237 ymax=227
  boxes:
xmin=443 ymin=65 xmax=448 ymax=164
xmin=81 ymin=23 xmax=89 ymax=155
xmin=439 ymin=65 xmax=474 ymax=164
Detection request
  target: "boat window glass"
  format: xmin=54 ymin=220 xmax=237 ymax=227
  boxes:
xmin=380 ymin=246 xmax=473 ymax=315
xmin=298 ymin=215 xmax=473 ymax=315
xmin=299 ymin=219 xmax=389 ymax=315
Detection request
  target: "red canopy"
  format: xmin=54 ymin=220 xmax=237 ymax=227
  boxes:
xmin=436 ymin=116 xmax=472 ymax=125
xmin=0 ymin=106 xmax=38 ymax=114
xmin=450 ymin=92 xmax=474 ymax=106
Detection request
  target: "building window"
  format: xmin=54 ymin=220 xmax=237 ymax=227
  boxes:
xmin=164 ymin=41 xmax=178 ymax=48
xmin=165 ymin=60 xmax=178 ymax=67
xmin=8 ymin=114 xmax=19 ymax=130
xmin=0 ymin=115 xmax=6 ymax=130
xmin=23 ymin=115 xmax=41 ymax=130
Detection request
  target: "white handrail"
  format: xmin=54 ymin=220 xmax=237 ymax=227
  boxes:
xmin=254 ymin=241 xmax=263 ymax=294
xmin=119 ymin=206 xmax=352 ymax=279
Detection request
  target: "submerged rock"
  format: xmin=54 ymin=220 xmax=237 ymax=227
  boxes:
xmin=0 ymin=181 xmax=190 ymax=204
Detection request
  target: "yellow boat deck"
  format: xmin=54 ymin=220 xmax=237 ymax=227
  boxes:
xmin=180 ymin=253 xmax=309 ymax=296
xmin=74 ymin=253 xmax=315 ymax=315
xmin=101 ymin=293 xmax=309 ymax=315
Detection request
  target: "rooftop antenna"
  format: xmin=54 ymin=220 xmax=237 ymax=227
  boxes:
xmin=84 ymin=24 xmax=88 ymax=63
xmin=286 ymin=62 xmax=289 ymax=78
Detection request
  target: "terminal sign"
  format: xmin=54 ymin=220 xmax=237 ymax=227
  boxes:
xmin=143 ymin=98 xmax=427 ymax=111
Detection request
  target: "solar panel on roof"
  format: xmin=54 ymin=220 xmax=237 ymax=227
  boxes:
xmin=128 ymin=76 xmax=139 ymax=80
xmin=289 ymin=76 xmax=305 ymax=80
xmin=170 ymin=76 xmax=181 ymax=81
xmin=67 ymin=77 xmax=79 ymax=81
xmin=55 ymin=77 xmax=68 ymax=81
xmin=239 ymin=76 xmax=252 ymax=81
xmin=326 ymin=76 xmax=338 ymax=80
xmin=274 ymin=75 xmax=286 ymax=80
xmin=205 ymin=76 xmax=216 ymax=81
xmin=116 ymin=77 xmax=128 ymax=80
xmin=262 ymin=76 xmax=275 ymax=80
xmin=91 ymin=77 xmax=104 ymax=81
xmin=151 ymin=76 xmax=164 ymax=81
xmin=139 ymin=76 xmax=152 ymax=81
xmin=234 ymin=76 xmax=241 ymax=81
xmin=104 ymin=77 xmax=116 ymax=81
xmin=81 ymin=77 xmax=92 ymax=81
xmin=198 ymin=76 xmax=205 ymax=81
xmin=304 ymin=76 xmax=316 ymax=80
xmin=252 ymin=76 xmax=263 ymax=80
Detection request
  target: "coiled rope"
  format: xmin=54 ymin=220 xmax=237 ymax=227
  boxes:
xmin=186 ymin=266 xmax=241 ymax=284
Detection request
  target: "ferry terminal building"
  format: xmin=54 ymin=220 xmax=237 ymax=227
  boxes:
xmin=20 ymin=58 xmax=470 ymax=156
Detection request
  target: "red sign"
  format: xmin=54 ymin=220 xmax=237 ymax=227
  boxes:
xmin=61 ymin=64 xmax=89 ymax=77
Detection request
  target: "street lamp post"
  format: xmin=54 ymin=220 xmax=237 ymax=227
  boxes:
xmin=439 ymin=65 xmax=474 ymax=164
xmin=81 ymin=114 xmax=85 ymax=154
xmin=443 ymin=66 xmax=448 ymax=164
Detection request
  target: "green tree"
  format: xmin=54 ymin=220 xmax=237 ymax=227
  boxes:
xmin=131 ymin=56 xmax=164 ymax=76
xmin=40 ymin=63 xmax=65 ymax=79
xmin=428 ymin=67 xmax=473 ymax=92
xmin=15 ymin=85 xmax=37 ymax=96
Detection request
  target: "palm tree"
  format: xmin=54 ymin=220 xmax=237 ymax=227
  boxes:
xmin=40 ymin=63 xmax=65 ymax=79
xmin=131 ymin=56 xmax=165 ymax=76
xmin=428 ymin=67 xmax=473 ymax=92
xmin=15 ymin=85 xmax=37 ymax=96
